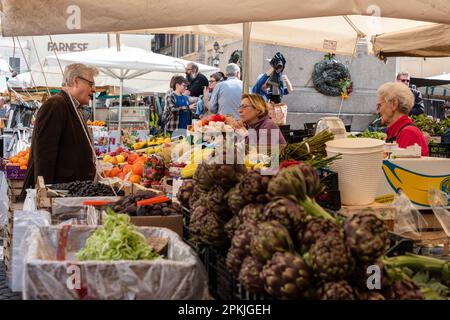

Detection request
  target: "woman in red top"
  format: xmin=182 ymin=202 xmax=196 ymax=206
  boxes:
xmin=377 ymin=82 xmax=428 ymax=156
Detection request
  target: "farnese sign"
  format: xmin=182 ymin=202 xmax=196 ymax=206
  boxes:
xmin=48 ymin=42 xmax=88 ymax=52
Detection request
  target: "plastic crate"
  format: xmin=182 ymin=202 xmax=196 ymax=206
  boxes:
xmin=6 ymin=165 xmax=26 ymax=180
xmin=428 ymin=143 xmax=450 ymax=158
xmin=316 ymin=169 xmax=341 ymax=211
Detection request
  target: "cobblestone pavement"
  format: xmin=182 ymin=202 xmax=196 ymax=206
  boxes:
xmin=0 ymin=240 xmax=22 ymax=300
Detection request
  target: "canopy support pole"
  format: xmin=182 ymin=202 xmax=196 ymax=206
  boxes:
xmin=242 ymin=22 xmax=252 ymax=93
xmin=119 ymin=78 xmax=123 ymax=133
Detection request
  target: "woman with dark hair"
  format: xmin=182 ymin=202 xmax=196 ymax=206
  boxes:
xmin=163 ymin=75 xmax=195 ymax=133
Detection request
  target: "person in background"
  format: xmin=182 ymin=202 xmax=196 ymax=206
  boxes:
xmin=23 ymin=63 xmax=99 ymax=190
xmin=209 ymin=63 xmax=243 ymax=119
xmin=377 ymin=82 xmax=428 ymax=156
xmin=237 ymin=93 xmax=286 ymax=147
xmin=198 ymin=72 xmax=225 ymax=115
xmin=185 ymin=62 xmax=209 ymax=97
xmin=252 ymin=53 xmax=293 ymax=103
xmin=396 ymin=72 xmax=425 ymax=116
xmin=163 ymin=75 xmax=196 ymax=134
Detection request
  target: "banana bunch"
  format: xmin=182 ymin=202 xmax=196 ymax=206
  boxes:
xmin=147 ymin=136 xmax=171 ymax=146
xmin=181 ymin=163 xmax=198 ymax=178
xmin=133 ymin=141 xmax=147 ymax=150
xmin=145 ymin=145 xmax=162 ymax=155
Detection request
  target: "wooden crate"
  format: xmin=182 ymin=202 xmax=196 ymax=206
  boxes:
xmin=7 ymin=179 xmax=24 ymax=203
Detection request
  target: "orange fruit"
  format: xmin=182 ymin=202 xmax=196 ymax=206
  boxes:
xmin=19 ymin=159 xmax=28 ymax=167
xmin=110 ymin=167 xmax=121 ymax=177
xmin=20 ymin=165 xmax=27 ymax=170
xmin=103 ymin=170 xmax=111 ymax=178
xmin=117 ymin=172 xmax=126 ymax=180
xmin=122 ymin=164 xmax=133 ymax=174
xmin=127 ymin=153 xmax=138 ymax=164
xmin=18 ymin=151 xmax=26 ymax=157
xmin=10 ymin=156 xmax=19 ymax=164
xmin=132 ymin=162 xmax=143 ymax=176
xmin=129 ymin=174 xmax=141 ymax=184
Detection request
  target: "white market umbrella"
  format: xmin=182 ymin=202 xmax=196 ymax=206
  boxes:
xmin=45 ymin=46 xmax=218 ymax=130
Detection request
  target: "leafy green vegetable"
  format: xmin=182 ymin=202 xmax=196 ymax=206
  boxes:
xmin=77 ymin=208 xmax=160 ymax=261
xmin=411 ymin=114 xmax=448 ymax=136
xmin=348 ymin=129 xmax=386 ymax=140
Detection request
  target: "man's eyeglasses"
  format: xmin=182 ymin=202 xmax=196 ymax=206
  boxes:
xmin=400 ymin=79 xmax=410 ymax=83
xmin=78 ymin=76 xmax=95 ymax=88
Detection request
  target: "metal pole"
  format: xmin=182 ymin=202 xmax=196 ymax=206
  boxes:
xmin=118 ymin=78 xmax=123 ymax=132
xmin=242 ymin=22 xmax=252 ymax=94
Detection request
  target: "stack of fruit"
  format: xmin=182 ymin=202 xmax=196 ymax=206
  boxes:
xmin=87 ymin=120 xmax=106 ymax=126
xmin=178 ymin=163 xmax=450 ymax=300
xmin=141 ymin=155 xmax=167 ymax=188
xmin=51 ymin=180 xmax=122 ymax=197
xmin=7 ymin=147 xmax=30 ymax=170
xmin=102 ymin=147 xmax=146 ymax=184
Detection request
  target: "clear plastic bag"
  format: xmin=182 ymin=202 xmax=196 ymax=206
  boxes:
xmin=0 ymin=171 xmax=9 ymax=226
xmin=428 ymin=187 xmax=450 ymax=237
xmin=23 ymin=225 xmax=209 ymax=300
xmin=392 ymin=190 xmax=428 ymax=235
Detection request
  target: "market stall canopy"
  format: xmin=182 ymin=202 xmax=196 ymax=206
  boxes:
xmin=410 ymin=76 xmax=450 ymax=88
xmin=44 ymin=46 xmax=218 ymax=130
xmin=46 ymin=46 xmax=218 ymax=75
xmin=2 ymin=0 xmax=450 ymax=36
xmin=372 ymin=24 xmax=450 ymax=58
xmin=138 ymin=16 xmax=435 ymax=55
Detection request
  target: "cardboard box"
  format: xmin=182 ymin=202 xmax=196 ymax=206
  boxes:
xmin=130 ymin=215 xmax=183 ymax=237
xmin=377 ymin=157 xmax=450 ymax=208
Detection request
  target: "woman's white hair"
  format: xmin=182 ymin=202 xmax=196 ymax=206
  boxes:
xmin=378 ymin=82 xmax=414 ymax=114
xmin=63 ymin=63 xmax=99 ymax=86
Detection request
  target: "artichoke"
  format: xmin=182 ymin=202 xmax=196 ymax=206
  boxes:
xmin=268 ymin=165 xmax=324 ymax=201
xmin=176 ymin=179 xmax=195 ymax=208
xmin=226 ymin=222 xmax=258 ymax=277
xmin=267 ymin=165 xmax=332 ymax=220
xmin=344 ymin=212 xmax=390 ymax=263
xmin=239 ymin=203 xmax=266 ymax=224
xmin=188 ymin=185 xmax=207 ymax=209
xmin=193 ymin=164 xmax=215 ymax=190
xmin=224 ymin=214 xmax=241 ymax=240
xmin=383 ymin=280 xmax=423 ymax=300
xmin=318 ymin=281 xmax=355 ymax=300
xmin=239 ymin=171 xmax=272 ymax=204
xmin=260 ymin=252 xmax=311 ymax=299
xmin=306 ymin=235 xmax=353 ymax=282
xmin=250 ymin=221 xmax=295 ymax=263
xmin=264 ymin=197 xmax=305 ymax=233
xmin=238 ymin=256 xmax=265 ymax=294
xmin=189 ymin=205 xmax=227 ymax=247
xmin=297 ymin=217 xmax=342 ymax=253
xmin=356 ymin=290 xmax=385 ymax=300
xmin=194 ymin=163 xmax=246 ymax=191
xmin=227 ymin=185 xmax=247 ymax=215
xmin=206 ymin=185 xmax=232 ymax=221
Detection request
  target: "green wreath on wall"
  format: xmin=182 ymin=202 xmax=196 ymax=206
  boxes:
xmin=312 ymin=53 xmax=353 ymax=99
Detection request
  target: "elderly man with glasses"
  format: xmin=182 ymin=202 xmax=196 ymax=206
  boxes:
xmin=23 ymin=63 xmax=99 ymax=192
xmin=396 ymin=72 xmax=425 ymax=116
